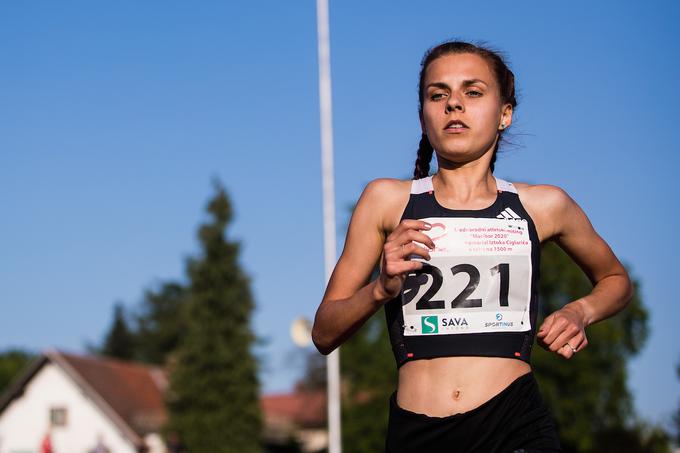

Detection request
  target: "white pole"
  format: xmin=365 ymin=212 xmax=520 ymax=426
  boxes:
xmin=316 ymin=0 xmax=341 ymax=452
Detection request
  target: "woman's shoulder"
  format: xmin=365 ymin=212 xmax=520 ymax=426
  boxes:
xmin=362 ymin=177 xmax=413 ymax=197
xmin=508 ymin=180 xmax=579 ymax=242
xmin=509 ymin=180 xmax=573 ymax=210
xmin=356 ymin=177 xmax=413 ymax=231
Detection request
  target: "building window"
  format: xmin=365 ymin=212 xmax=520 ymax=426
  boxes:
xmin=50 ymin=407 xmax=67 ymax=427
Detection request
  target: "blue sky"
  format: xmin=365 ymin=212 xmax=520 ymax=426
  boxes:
xmin=1 ymin=0 xmax=678 ymax=430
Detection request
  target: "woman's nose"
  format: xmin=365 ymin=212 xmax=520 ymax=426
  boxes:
xmin=446 ymin=94 xmax=464 ymax=112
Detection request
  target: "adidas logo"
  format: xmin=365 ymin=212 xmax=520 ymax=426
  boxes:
xmin=496 ymin=207 xmax=524 ymax=220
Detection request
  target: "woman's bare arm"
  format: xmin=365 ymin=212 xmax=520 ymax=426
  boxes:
xmin=311 ymin=179 xmax=434 ymax=355
xmin=531 ymin=185 xmax=634 ymax=358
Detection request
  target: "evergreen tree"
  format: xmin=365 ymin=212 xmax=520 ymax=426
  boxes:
xmin=101 ymin=303 xmax=135 ymax=360
xmin=0 ymin=349 xmax=33 ymax=394
xmin=167 ymin=180 xmax=262 ymax=452
xmin=95 ymin=281 xmax=189 ymax=366
xmin=134 ymin=282 xmax=189 ymax=365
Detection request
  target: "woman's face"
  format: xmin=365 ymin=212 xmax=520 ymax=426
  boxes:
xmin=420 ymin=52 xmax=512 ymax=167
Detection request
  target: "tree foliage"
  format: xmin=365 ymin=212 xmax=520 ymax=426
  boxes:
xmin=133 ymin=282 xmax=189 ymax=365
xmin=533 ymin=242 xmax=668 ymax=453
xmin=101 ymin=302 xmax=136 ymax=360
xmin=0 ymin=349 xmax=34 ymax=395
xmin=166 ymin=180 xmax=262 ymax=452
xmin=589 ymin=422 xmax=672 ymax=453
xmin=98 ymin=283 xmax=189 ymax=365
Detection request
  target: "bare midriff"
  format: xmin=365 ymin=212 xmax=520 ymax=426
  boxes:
xmin=396 ymin=356 xmax=532 ymax=417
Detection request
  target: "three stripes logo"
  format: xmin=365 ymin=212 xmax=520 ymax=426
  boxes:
xmin=496 ymin=207 xmax=524 ymax=221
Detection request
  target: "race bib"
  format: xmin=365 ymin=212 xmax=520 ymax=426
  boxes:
xmin=402 ymin=217 xmax=533 ymax=336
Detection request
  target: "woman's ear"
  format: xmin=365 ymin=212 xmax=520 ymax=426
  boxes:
xmin=499 ymin=104 xmax=513 ymax=130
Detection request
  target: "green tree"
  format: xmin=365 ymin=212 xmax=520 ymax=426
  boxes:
xmin=133 ymin=282 xmax=189 ymax=365
xmin=0 ymin=349 xmax=33 ymax=395
xmin=95 ymin=281 xmax=189 ymax=366
xmin=533 ymin=242 xmax=665 ymax=452
xmin=167 ymin=180 xmax=262 ymax=452
xmin=589 ymin=422 xmax=672 ymax=453
xmin=101 ymin=302 xmax=136 ymax=360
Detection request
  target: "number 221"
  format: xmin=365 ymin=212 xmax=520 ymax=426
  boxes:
xmin=403 ymin=263 xmax=510 ymax=310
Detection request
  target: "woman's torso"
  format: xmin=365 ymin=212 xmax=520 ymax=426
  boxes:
xmin=397 ymin=356 xmax=531 ymax=416
xmin=380 ymin=176 xmax=550 ymax=417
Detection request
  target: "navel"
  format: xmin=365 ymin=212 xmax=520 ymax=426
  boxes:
xmin=452 ymin=389 xmax=462 ymax=401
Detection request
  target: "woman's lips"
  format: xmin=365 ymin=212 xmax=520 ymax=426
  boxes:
xmin=442 ymin=118 xmax=469 ymax=134
xmin=443 ymin=126 xmax=467 ymax=134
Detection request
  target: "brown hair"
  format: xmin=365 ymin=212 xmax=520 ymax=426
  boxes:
xmin=413 ymin=41 xmax=517 ymax=179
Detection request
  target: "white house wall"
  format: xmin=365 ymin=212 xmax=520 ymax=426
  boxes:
xmin=0 ymin=362 xmax=137 ymax=453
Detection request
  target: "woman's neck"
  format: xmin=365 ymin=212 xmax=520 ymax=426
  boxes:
xmin=432 ymin=166 xmax=496 ymax=204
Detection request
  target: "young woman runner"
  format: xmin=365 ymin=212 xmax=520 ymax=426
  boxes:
xmin=312 ymin=41 xmax=632 ymax=453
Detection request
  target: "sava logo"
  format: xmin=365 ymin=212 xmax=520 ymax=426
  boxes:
xmin=421 ymin=316 xmax=469 ymax=334
xmin=421 ymin=316 xmax=438 ymax=334
xmin=442 ymin=317 xmax=469 ymax=327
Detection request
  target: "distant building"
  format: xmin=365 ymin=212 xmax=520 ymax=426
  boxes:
xmin=0 ymin=349 xmax=166 ymax=453
xmin=0 ymin=350 xmax=328 ymax=453
xmin=262 ymin=386 xmax=327 ymax=452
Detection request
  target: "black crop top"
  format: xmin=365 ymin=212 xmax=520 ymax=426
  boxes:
xmin=384 ymin=175 xmax=541 ymax=367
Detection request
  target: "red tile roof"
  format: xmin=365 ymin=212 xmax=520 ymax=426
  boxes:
xmin=260 ymin=390 xmax=326 ymax=428
xmin=57 ymin=352 xmax=167 ymax=436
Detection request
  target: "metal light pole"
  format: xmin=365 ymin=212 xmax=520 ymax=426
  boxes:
xmin=316 ymin=0 xmax=341 ymax=452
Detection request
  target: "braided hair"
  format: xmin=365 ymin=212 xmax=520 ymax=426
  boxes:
xmin=413 ymin=41 xmax=517 ymax=179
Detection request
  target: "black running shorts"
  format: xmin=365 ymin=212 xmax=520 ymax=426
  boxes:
xmin=385 ymin=371 xmax=562 ymax=453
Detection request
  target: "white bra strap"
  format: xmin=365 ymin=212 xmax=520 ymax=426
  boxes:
xmin=495 ymin=177 xmax=518 ymax=193
xmin=411 ymin=176 xmax=434 ymax=194
xmin=412 ymin=175 xmax=516 ymax=194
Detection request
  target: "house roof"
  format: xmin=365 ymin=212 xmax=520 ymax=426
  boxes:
xmin=0 ymin=349 xmax=327 ymax=444
xmin=57 ymin=351 xmax=168 ymax=436
xmin=260 ymin=389 xmax=326 ymax=429
xmin=0 ymin=349 xmax=167 ymax=446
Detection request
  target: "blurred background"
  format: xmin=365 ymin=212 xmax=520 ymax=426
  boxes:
xmin=1 ymin=1 xmax=678 ymax=452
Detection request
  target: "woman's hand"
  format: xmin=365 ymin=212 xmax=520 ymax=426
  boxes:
xmin=373 ymin=219 xmax=436 ymax=302
xmin=536 ymin=300 xmax=589 ymax=359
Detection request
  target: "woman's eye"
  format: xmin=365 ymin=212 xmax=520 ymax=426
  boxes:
xmin=430 ymin=93 xmax=445 ymax=100
xmin=467 ymin=90 xmax=482 ymax=97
